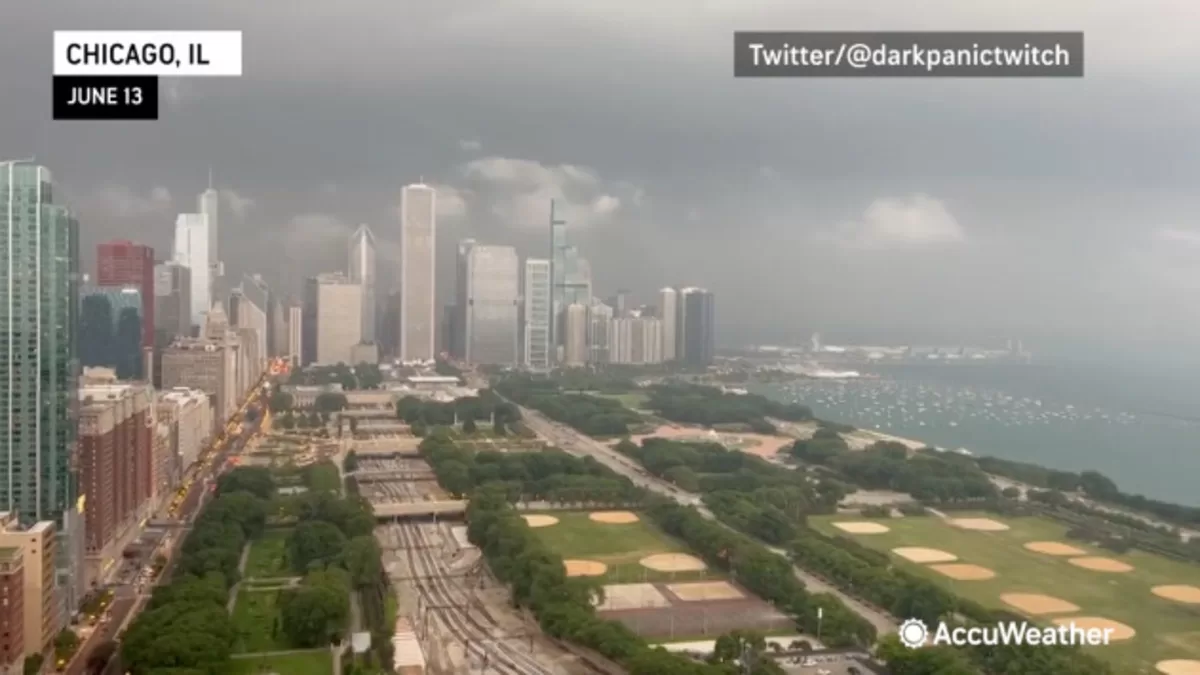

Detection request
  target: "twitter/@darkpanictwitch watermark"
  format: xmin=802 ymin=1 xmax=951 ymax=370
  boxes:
xmin=734 ymin=32 xmax=1084 ymax=77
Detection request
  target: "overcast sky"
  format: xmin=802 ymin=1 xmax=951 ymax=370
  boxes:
xmin=6 ymin=1 xmax=1200 ymax=360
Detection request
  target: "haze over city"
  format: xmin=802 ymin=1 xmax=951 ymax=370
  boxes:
xmin=5 ymin=1 xmax=1200 ymax=364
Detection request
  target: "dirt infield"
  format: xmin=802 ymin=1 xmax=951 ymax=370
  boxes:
xmin=640 ymin=553 xmax=707 ymax=572
xmin=1151 ymin=585 xmax=1200 ymax=604
xmin=1068 ymin=556 xmax=1134 ymax=573
xmin=929 ymin=563 xmax=997 ymax=580
xmin=564 ymin=559 xmax=608 ymax=577
xmin=1023 ymin=541 xmax=1088 ymax=556
xmin=523 ymin=514 xmax=559 ymax=528
xmin=1157 ymin=660 xmax=1200 ymax=674
xmin=667 ymin=581 xmax=745 ymax=602
xmin=589 ymin=511 xmax=640 ymax=524
xmin=892 ymin=547 xmax=958 ymax=563
xmin=595 ymin=583 xmax=671 ymax=611
xmin=832 ymin=521 xmax=891 ymax=534
xmin=1052 ymin=617 xmax=1136 ymax=641
xmin=1000 ymin=593 xmax=1081 ymax=615
xmin=948 ymin=517 xmax=1011 ymax=531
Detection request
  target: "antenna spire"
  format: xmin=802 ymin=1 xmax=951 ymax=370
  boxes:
xmin=207 ymin=166 xmax=213 ymax=190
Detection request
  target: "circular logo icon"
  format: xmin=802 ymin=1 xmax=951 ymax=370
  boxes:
xmin=899 ymin=618 xmax=929 ymax=649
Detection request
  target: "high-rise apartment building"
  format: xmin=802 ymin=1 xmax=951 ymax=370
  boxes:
xmin=611 ymin=316 xmax=662 ymax=365
xmin=198 ymin=181 xmax=221 ymax=298
xmin=287 ymin=305 xmax=303 ymax=366
xmin=157 ymin=388 xmax=213 ymax=476
xmin=0 ymin=162 xmax=82 ymax=614
xmin=678 ymin=287 xmax=715 ymax=367
xmin=589 ymin=302 xmax=614 ymax=364
xmin=173 ymin=213 xmax=210 ymax=327
xmin=562 ymin=303 xmax=589 ymax=366
xmin=77 ymin=380 xmax=152 ymax=568
xmin=0 ymin=514 xmax=60 ymax=658
xmin=658 ymin=287 xmax=678 ymax=362
xmin=0 ymin=546 xmax=24 ymax=673
xmin=96 ymin=240 xmax=155 ymax=349
xmin=302 ymin=274 xmax=362 ymax=366
xmin=161 ymin=333 xmax=238 ymax=429
xmin=229 ymin=274 xmax=268 ymax=373
xmin=348 ymin=224 xmax=377 ymax=345
xmin=380 ymin=290 xmax=402 ymax=359
xmin=268 ymin=296 xmax=288 ymax=358
xmin=523 ymin=258 xmax=551 ymax=369
xmin=451 ymin=239 xmax=476 ymax=359
xmin=399 ymin=183 xmax=436 ymax=362
xmin=464 ymin=245 xmax=520 ymax=365
xmin=154 ymin=261 xmax=192 ymax=338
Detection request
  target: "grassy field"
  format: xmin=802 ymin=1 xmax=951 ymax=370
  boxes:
xmin=591 ymin=392 xmax=650 ymax=410
xmin=244 ymin=529 xmax=292 ymax=579
xmin=231 ymin=589 xmax=290 ymax=653
xmin=529 ymin=511 xmax=717 ymax=583
xmin=811 ymin=512 xmax=1200 ymax=672
xmin=228 ymin=649 xmax=332 ymax=674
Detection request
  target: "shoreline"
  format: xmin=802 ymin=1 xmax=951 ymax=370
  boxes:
xmin=770 ymin=418 xmax=927 ymax=452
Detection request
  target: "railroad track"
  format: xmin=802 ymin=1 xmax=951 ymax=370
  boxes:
xmin=395 ymin=523 xmax=555 ymax=675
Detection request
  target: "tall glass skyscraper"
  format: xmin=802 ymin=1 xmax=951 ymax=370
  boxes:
xmin=348 ymin=224 xmax=377 ymax=345
xmin=464 ymin=245 xmax=520 ymax=365
xmin=0 ymin=161 xmax=84 ymax=610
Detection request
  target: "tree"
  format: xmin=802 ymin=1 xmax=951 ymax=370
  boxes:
xmin=288 ymin=520 xmax=348 ymax=572
xmin=1001 ymin=486 xmax=1021 ymax=499
xmin=22 ymin=654 xmax=43 ymax=675
xmin=54 ymin=628 xmax=80 ymax=661
xmin=216 ymin=467 xmax=275 ymax=500
xmin=269 ymin=390 xmax=295 ymax=412
xmin=340 ymin=536 xmax=383 ymax=588
xmin=462 ymin=417 xmax=478 ymax=434
xmin=280 ymin=571 xmax=350 ymax=647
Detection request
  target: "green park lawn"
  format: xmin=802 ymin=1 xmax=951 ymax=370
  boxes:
xmin=231 ymin=589 xmax=290 ymax=653
xmin=810 ymin=512 xmax=1200 ymax=672
xmin=529 ymin=511 xmax=717 ymax=583
xmin=592 ymin=392 xmax=650 ymax=410
xmin=228 ymin=649 xmax=333 ymax=675
xmin=244 ymin=529 xmax=293 ymax=579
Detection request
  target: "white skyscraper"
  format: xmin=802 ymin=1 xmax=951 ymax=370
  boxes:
xmin=658 ymin=287 xmax=678 ymax=361
xmin=348 ymin=224 xmax=377 ymax=344
xmin=465 ymin=246 xmax=520 ymax=365
xmin=563 ymin=303 xmax=589 ymax=366
xmin=399 ymin=183 xmax=436 ymax=362
xmin=523 ymin=258 xmax=551 ymax=369
xmin=198 ymin=176 xmax=220 ymax=297
xmin=307 ymin=273 xmax=362 ymax=366
xmin=173 ymin=213 xmax=210 ymax=327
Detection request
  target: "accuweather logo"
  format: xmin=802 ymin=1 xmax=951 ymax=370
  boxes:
xmin=898 ymin=618 xmax=1113 ymax=649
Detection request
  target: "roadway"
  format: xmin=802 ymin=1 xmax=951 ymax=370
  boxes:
xmin=65 ymin=377 xmax=270 ymax=675
xmin=516 ymin=405 xmax=899 ymax=637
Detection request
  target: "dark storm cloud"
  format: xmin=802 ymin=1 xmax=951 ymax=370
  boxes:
xmin=4 ymin=0 xmax=1200 ymax=355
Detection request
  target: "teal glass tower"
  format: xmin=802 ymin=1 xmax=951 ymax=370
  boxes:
xmin=0 ymin=162 xmax=80 ymax=525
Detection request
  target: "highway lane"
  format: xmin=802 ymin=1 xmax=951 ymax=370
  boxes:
xmin=516 ymin=405 xmax=899 ymax=637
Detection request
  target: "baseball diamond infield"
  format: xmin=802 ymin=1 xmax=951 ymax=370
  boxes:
xmin=1069 ymin=556 xmax=1135 ymax=573
xmin=1024 ymin=541 xmax=1088 ymax=556
xmin=523 ymin=514 xmax=559 ymax=528
xmin=564 ymin=559 xmax=608 ymax=577
xmin=831 ymin=521 xmax=890 ymax=534
xmin=589 ymin=511 xmax=640 ymax=524
xmin=1157 ymin=660 xmax=1200 ymax=674
xmin=1151 ymin=585 xmax=1200 ymax=604
xmin=640 ymin=553 xmax=707 ymax=572
xmin=949 ymin=517 xmax=1010 ymax=531
xmin=1000 ymin=593 xmax=1080 ymax=615
xmin=667 ymin=581 xmax=745 ymax=602
xmin=928 ymin=563 xmax=997 ymax=580
xmin=892 ymin=547 xmax=958 ymax=563
xmin=1053 ymin=617 xmax=1137 ymax=641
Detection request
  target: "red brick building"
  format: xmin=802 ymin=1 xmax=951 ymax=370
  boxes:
xmin=97 ymin=240 xmax=156 ymax=349
xmin=0 ymin=547 xmax=24 ymax=673
xmin=77 ymin=381 xmax=153 ymax=561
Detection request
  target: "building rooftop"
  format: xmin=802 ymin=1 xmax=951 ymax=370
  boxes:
xmin=0 ymin=547 xmax=21 ymax=563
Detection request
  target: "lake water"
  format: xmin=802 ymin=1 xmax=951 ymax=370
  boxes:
xmin=750 ymin=363 xmax=1200 ymax=506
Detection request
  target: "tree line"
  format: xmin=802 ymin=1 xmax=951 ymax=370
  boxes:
xmin=493 ymin=375 xmax=644 ymax=437
xmin=395 ymin=392 xmax=519 ymax=437
xmin=287 ymin=362 xmax=384 ymax=389
xmin=643 ymin=383 xmax=813 ymax=433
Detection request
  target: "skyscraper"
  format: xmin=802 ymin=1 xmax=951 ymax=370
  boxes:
xmin=302 ymin=273 xmax=362 ymax=366
xmin=287 ymin=305 xmax=303 ymax=366
xmin=172 ymin=213 xmax=210 ymax=327
xmin=588 ymin=301 xmax=613 ymax=364
xmin=229 ymin=274 xmax=268 ymax=373
xmin=96 ymin=240 xmax=155 ymax=349
xmin=198 ymin=175 xmax=220 ymax=299
xmin=548 ymin=201 xmax=589 ymax=360
xmin=153 ymin=261 xmax=192 ymax=338
xmin=658 ymin=287 xmax=678 ymax=362
xmin=523 ymin=258 xmax=551 ymax=369
xmin=399 ymin=183 xmax=436 ymax=362
xmin=562 ymin=303 xmax=589 ymax=366
xmin=79 ymin=286 xmax=143 ymax=380
xmin=348 ymin=224 xmax=377 ymax=344
xmin=679 ymin=287 xmax=715 ymax=367
xmin=0 ymin=161 xmax=83 ymax=611
xmin=452 ymin=238 xmax=476 ymax=359
xmin=464 ymin=245 xmax=520 ymax=365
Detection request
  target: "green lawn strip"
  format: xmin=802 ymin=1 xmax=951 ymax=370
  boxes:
xmin=228 ymin=649 xmax=333 ymax=675
xmin=231 ymin=589 xmax=291 ymax=654
xmin=810 ymin=512 xmax=1200 ymax=672
xmin=244 ymin=529 xmax=292 ymax=579
xmin=590 ymin=392 xmax=650 ymax=410
xmin=530 ymin=511 xmax=719 ymax=584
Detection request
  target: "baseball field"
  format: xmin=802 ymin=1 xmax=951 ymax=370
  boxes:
xmin=811 ymin=512 xmax=1200 ymax=673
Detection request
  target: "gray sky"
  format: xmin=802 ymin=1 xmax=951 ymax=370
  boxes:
xmin=6 ymin=1 xmax=1200 ymax=358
